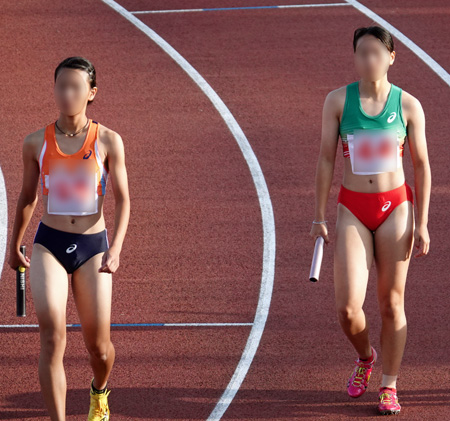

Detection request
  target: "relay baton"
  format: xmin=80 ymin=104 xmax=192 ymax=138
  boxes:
xmin=16 ymin=245 xmax=26 ymax=317
xmin=309 ymin=237 xmax=324 ymax=282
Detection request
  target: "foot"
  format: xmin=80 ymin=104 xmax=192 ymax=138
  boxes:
xmin=347 ymin=347 xmax=377 ymax=398
xmin=378 ymin=387 xmax=401 ymax=415
xmin=88 ymin=379 xmax=110 ymax=421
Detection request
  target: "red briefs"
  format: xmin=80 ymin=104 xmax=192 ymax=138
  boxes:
xmin=337 ymin=183 xmax=414 ymax=232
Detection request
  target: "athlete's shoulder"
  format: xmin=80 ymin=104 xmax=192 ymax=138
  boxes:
xmin=323 ymin=85 xmax=347 ymax=116
xmin=326 ymin=85 xmax=347 ymax=100
xmin=98 ymin=123 xmax=123 ymax=145
xmin=400 ymin=89 xmax=422 ymax=108
xmin=400 ymin=89 xmax=424 ymax=122
xmin=23 ymin=127 xmax=46 ymax=158
xmin=97 ymin=123 xmax=125 ymax=160
xmin=24 ymin=127 xmax=45 ymax=144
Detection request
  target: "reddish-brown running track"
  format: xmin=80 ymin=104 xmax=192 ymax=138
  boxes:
xmin=0 ymin=1 xmax=449 ymax=420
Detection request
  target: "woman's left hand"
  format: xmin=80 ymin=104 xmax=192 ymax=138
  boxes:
xmin=413 ymin=224 xmax=430 ymax=258
xmin=99 ymin=246 xmax=120 ymax=273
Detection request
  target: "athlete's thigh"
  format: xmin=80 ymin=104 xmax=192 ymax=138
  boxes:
xmin=71 ymin=252 xmax=112 ymax=340
xmin=375 ymin=201 xmax=414 ymax=297
xmin=30 ymin=243 xmax=69 ymax=328
xmin=334 ymin=204 xmax=374 ymax=309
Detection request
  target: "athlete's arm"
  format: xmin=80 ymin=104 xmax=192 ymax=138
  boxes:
xmin=8 ymin=132 xmax=41 ymax=269
xmin=310 ymin=88 xmax=342 ymax=243
xmin=403 ymin=92 xmax=431 ymax=257
xmin=99 ymin=129 xmax=130 ymax=273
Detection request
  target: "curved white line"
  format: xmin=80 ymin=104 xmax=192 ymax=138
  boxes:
xmin=0 ymin=166 xmax=7 ymax=279
xmin=346 ymin=0 xmax=450 ymax=87
xmin=101 ymin=1 xmax=276 ymax=419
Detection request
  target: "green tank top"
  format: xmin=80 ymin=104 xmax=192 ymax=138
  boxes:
xmin=339 ymin=82 xmax=407 ymax=149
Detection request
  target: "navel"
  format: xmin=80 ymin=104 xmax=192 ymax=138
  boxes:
xmin=71 ymin=219 xmax=76 ymax=224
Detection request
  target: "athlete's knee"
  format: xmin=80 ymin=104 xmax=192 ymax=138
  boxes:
xmin=39 ymin=328 xmax=66 ymax=359
xmin=87 ymin=340 xmax=113 ymax=362
xmin=379 ymin=294 xmax=405 ymax=320
xmin=337 ymin=304 xmax=363 ymax=323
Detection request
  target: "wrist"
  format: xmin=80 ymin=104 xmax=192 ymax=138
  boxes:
xmin=9 ymin=242 xmax=21 ymax=253
xmin=312 ymin=220 xmax=327 ymax=225
xmin=109 ymin=243 xmax=122 ymax=253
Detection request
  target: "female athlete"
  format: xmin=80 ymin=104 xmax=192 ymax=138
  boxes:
xmin=8 ymin=56 xmax=130 ymax=420
xmin=310 ymin=27 xmax=431 ymax=415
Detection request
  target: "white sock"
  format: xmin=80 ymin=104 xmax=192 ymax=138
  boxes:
xmin=381 ymin=374 xmax=397 ymax=389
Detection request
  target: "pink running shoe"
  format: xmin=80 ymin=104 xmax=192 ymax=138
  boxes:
xmin=347 ymin=347 xmax=377 ymax=398
xmin=378 ymin=387 xmax=401 ymax=415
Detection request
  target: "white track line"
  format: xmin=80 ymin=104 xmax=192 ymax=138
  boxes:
xmin=0 ymin=322 xmax=253 ymax=329
xmin=0 ymin=166 xmax=7 ymax=281
xmin=346 ymin=0 xmax=450 ymax=87
xmin=131 ymin=3 xmax=350 ymax=14
xmin=101 ymin=1 xmax=276 ymax=420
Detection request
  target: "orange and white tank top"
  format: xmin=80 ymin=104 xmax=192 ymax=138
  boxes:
xmin=38 ymin=120 xmax=108 ymax=216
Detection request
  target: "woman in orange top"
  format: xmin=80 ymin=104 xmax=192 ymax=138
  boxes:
xmin=8 ymin=57 xmax=130 ymax=421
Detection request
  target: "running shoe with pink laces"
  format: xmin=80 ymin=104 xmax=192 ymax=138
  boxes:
xmin=378 ymin=387 xmax=401 ymax=415
xmin=347 ymin=347 xmax=377 ymax=398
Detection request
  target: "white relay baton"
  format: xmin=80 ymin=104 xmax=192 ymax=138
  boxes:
xmin=309 ymin=236 xmax=324 ymax=282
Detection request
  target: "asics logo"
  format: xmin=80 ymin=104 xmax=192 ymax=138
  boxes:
xmin=381 ymin=201 xmax=392 ymax=212
xmin=83 ymin=150 xmax=92 ymax=159
xmin=387 ymin=112 xmax=397 ymax=123
xmin=66 ymin=244 xmax=77 ymax=254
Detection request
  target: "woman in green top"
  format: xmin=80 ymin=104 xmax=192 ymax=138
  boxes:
xmin=310 ymin=26 xmax=431 ymax=415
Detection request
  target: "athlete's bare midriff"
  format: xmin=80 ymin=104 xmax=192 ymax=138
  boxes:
xmin=41 ymin=195 xmax=106 ymax=234
xmin=342 ymin=156 xmax=406 ymax=193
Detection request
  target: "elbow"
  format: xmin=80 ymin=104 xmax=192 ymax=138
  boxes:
xmin=115 ymin=193 xmax=130 ymax=209
xmin=317 ymin=155 xmax=335 ymax=174
xmin=414 ymin=160 xmax=431 ymax=177
xmin=19 ymin=191 xmax=38 ymax=208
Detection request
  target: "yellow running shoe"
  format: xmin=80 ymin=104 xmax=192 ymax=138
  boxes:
xmin=88 ymin=380 xmax=110 ymax=421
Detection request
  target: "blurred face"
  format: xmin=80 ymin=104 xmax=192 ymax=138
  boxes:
xmin=354 ymin=35 xmax=395 ymax=82
xmin=54 ymin=69 xmax=97 ymax=116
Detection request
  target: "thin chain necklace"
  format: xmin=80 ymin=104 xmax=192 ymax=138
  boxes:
xmin=55 ymin=118 xmax=89 ymax=137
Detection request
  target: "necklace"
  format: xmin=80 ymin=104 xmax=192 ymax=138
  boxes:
xmin=55 ymin=119 xmax=89 ymax=137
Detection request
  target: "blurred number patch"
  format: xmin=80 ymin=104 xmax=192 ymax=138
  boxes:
xmin=48 ymin=159 xmax=97 ymax=215
xmin=348 ymin=130 xmax=399 ymax=175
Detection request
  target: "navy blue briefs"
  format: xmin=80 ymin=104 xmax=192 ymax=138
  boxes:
xmin=34 ymin=222 xmax=109 ymax=274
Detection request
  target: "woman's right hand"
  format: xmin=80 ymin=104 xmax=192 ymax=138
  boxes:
xmin=8 ymin=247 xmax=30 ymax=270
xmin=309 ymin=222 xmax=330 ymax=244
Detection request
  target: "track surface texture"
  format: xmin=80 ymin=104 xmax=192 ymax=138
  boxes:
xmin=0 ymin=1 xmax=449 ymax=419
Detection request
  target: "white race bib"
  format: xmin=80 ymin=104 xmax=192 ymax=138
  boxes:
xmin=347 ymin=130 xmax=400 ymax=175
xmin=48 ymin=160 xmax=97 ymax=215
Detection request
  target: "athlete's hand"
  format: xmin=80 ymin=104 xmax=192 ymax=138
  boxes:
xmin=99 ymin=246 xmax=120 ymax=273
xmin=413 ymin=224 xmax=430 ymax=258
xmin=8 ymin=247 xmax=31 ymax=270
xmin=309 ymin=222 xmax=330 ymax=244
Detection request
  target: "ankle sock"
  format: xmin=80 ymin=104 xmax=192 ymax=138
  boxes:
xmin=381 ymin=374 xmax=397 ymax=389
xmin=92 ymin=381 xmax=107 ymax=394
